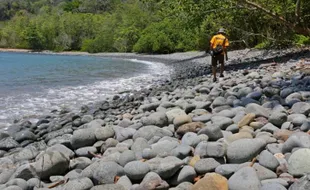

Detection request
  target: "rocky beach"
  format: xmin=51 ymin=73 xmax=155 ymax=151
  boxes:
xmin=1 ymin=47 xmax=310 ymax=190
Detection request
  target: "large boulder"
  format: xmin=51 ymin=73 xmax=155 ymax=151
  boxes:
xmin=71 ymin=129 xmax=96 ymax=149
xmin=227 ymin=138 xmax=266 ymax=163
xmin=289 ymin=174 xmax=310 ymax=190
xmin=14 ymin=130 xmax=36 ymax=143
xmin=82 ymin=161 xmax=124 ymax=185
xmin=134 ymin=172 xmax=169 ymax=190
xmin=166 ymin=108 xmax=187 ymax=124
xmin=0 ymin=137 xmax=19 ymax=151
xmin=291 ymin=102 xmax=310 ymax=115
xmin=245 ymin=103 xmax=270 ymax=118
xmin=141 ymin=112 xmax=168 ymax=127
xmin=95 ymin=127 xmax=115 ymax=141
xmin=170 ymin=165 xmax=196 ymax=186
xmin=192 ymin=173 xmax=228 ymax=190
xmin=124 ymin=161 xmax=150 ymax=181
xmin=228 ymin=167 xmax=261 ymax=190
xmin=146 ymin=156 xmax=184 ymax=179
xmin=133 ymin=125 xmax=172 ymax=141
xmin=46 ymin=144 xmax=75 ymax=159
xmin=288 ymin=148 xmax=310 ymax=177
xmin=33 ymin=151 xmax=69 ymax=180
xmin=62 ymin=177 xmax=94 ymax=190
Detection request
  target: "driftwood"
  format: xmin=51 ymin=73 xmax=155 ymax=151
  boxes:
xmin=88 ymin=151 xmax=102 ymax=158
xmin=48 ymin=178 xmax=69 ymax=188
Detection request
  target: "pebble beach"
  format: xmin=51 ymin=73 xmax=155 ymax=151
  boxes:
xmin=1 ymin=47 xmax=310 ymax=190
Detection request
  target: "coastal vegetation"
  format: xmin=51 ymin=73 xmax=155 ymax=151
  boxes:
xmin=0 ymin=0 xmax=309 ymax=53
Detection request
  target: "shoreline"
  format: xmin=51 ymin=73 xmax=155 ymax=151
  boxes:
xmin=0 ymin=47 xmax=309 ymax=127
xmin=0 ymin=47 xmax=310 ymax=189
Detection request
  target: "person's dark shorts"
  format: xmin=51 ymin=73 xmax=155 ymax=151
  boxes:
xmin=212 ymin=54 xmax=224 ymax=67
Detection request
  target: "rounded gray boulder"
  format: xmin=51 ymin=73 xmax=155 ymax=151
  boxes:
xmin=124 ymin=161 xmax=150 ymax=180
xmin=228 ymin=167 xmax=261 ymax=190
xmin=227 ymin=138 xmax=266 ymax=163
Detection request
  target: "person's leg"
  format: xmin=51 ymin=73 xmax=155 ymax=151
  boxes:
xmin=212 ymin=56 xmax=217 ymax=81
xmin=219 ymin=54 xmax=225 ymax=77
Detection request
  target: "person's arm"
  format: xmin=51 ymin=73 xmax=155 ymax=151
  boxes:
xmin=210 ymin=36 xmax=215 ymax=55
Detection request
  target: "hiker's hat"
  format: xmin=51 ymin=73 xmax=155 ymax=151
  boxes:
xmin=218 ymin=28 xmax=226 ymax=34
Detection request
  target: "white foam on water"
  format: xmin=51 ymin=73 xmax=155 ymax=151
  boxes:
xmin=0 ymin=59 xmax=172 ymax=125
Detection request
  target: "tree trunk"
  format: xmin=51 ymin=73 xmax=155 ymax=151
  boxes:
xmin=239 ymin=0 xmax=310 ymax=36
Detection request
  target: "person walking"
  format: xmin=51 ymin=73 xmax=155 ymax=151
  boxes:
xmin=210 ymin=28 xmax=229 ymax=82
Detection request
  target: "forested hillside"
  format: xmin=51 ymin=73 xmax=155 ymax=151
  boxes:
xmin=0 ymin=0 xmax=309 ymax=53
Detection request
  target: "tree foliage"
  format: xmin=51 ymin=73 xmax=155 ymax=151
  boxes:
xmin=0 ymin=0 xmax=309 ymax=53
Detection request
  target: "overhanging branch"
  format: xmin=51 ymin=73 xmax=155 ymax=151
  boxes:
xmin=239 ymin=0 xmax=310 ymax=36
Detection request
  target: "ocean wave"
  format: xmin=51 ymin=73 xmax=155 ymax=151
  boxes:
xmin=0 ymin=58 xmax=172 ymax=125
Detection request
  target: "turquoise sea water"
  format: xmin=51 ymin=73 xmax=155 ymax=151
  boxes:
xmin=0 ymin=52 xmax=170 ymax=126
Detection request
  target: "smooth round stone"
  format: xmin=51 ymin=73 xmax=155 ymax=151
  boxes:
xmin=131 ymin=138 xmax=150 ymax=153
xmin=198 ymin=124 xmax=223 ymax=141
xmin=170 ymin=166 xmax=196 ymax=186
xmin=71 ymin=129 xmax=96 ymax=149
xmin=245 ymin=103 xmax=270 ymax=118
xmin=268 ymin=112 xmax=287 ymax=127
xmin=70 ymin=157 xmax=92 ymax=170
xmin=118 ymin=150 xmax=136 ymax=167
xmin=215 ymin=164 xmax=239 ymax=178
xmin=5 ymin=178 xmax=28 ymax=190
xmin=172 ymin=182 xmax=193 ymax=190
xmin=250 ymin=122 xmax=264 ymax=130
xmin=90 ymin=184 xmax=125 ymax=190
xmin=75 ymin=147 xmax=97 ymax=158
xmin=261 ymin=123 xmax=280 ymax=133
xmin=291 ymin=102 xmax=310 ymax=115
xmin=288 ymin=148 xmax=310 ymax=177
xmin=258 ymin=150 xmax=279 ymax=171
xmin=288 ymin=114 xmax=307 ymax=126
xmin=246 ymin=91 xmax=262 ymax=100
xmin=239 ymin=97 xmax=260 ymax=107
xmin=238 ymin=87 xmax=253 ymax=98
xmin=3 ymin=186 xmax=23 ymax=190
xmin=192 ymin=114 xmax=212 ymax=123
xmin=261 ymin=178 xmax=289 ymax=188
xmin=194 ymin=158 xmax=220 ymax=174
xmin=282 ymin=133 xmax=310 ymax=153
xmin=95 ymin=127 xmax=115 ymax=141
xmin=226 ymin=124 xmax=239 ymax=133
xmin=261 ymin=183 xmax=286 ymax=190
xmin=250 ymin=163 xmax=277 ymax=180
xmin=216 ymin=110 xmax=236 ymax=118
xmin=212 ymin=97 xmax=227 ymax=108
xmin=173 ymin=115 xmax=192 ymax=128
xmin=142 ymin=148 xmax=157 ymax=159
xmin=300 ymin=121 xmax=310 ymax=131
xmin=280 ymin=88 xmax=294 ymax=98
xmin=181 ymin=132 xmax=200 ymax=147
xmin=141 ymin=112 xmax=168 ymax=127
xmin=14 ymin=130 xmax=36 ymax=143
xmin=146 ymin=156 xmax=184 ymax=179
xmin=124 ymin=161 xmax=150 ymax=180
xmin=263 ymin=87 xmax=280 ymax=98
xmin=191 ymin=173 xmax=228 ymax=190
xmin=171 ymin=145 xmax=192 ymax=159
xmin=227 ymin=138 xmax=266 ymax=163
xmin=62 ymin=177 xmax=94 ymax=190
xmin=228 ymin=167 xmax=261 ymax=190
xmin=288 ymin=174 xmax=310 ymax=190
xmin=116 ymin=176 xmax=132 ymax=190
xmin=211 ymin=116 xmax=233 ymax=130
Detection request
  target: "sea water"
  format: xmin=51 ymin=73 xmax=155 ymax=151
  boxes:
xmin=0 ymin=52 xmax=171 ymax=126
